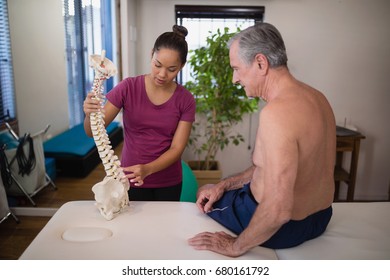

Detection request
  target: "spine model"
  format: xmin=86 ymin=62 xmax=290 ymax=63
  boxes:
xmin=89 ymin=51 xmax=130 ymax=220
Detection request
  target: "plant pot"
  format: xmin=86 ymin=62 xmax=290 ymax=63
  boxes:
xmin=187 ymin=160 xmax=222 ymax=187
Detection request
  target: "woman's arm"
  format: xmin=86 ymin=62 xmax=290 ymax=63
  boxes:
xmin=123 ymin=120 xmax=192 ymax=185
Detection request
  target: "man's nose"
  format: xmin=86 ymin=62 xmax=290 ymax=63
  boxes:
xmin=232 ymin=72 xmax=239 ymax=85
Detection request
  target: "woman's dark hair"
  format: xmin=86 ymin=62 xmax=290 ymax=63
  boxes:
xmin=152 ymin=25 xmax=188 ymax=65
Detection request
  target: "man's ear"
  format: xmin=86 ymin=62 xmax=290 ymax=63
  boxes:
xmin=255 ymin=53 xmax=268 ymax=73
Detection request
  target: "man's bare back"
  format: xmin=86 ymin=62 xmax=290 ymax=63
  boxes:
xmin=251 ymin=75 xmax=336 ymax=220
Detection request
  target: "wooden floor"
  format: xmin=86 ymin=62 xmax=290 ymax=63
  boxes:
xmin=0 ymin=142 xmax=123 ymax=260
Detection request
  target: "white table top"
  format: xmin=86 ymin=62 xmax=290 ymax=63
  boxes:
xmin=20 ymin=201 xmax=277 ymax=260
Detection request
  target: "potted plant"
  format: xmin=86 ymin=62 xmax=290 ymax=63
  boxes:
xmin=184 ymin=27 xmax=258 ymax=186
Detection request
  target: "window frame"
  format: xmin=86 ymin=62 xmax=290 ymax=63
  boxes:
xmin=175 ymin=5 xmax=264 ymax=84
xmin=175 ymin=5 xmax=264 ymax=21
xmin=0 ymin=0 xmax=16 ymax=123
xmin=63 ymin=0 xmax=116 ymax=127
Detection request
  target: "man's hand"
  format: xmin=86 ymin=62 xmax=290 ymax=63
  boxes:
xmin=195 ymin=183 xmax=224 ymax=213
xmin=188 ymin=231 xmax=245 ymax=257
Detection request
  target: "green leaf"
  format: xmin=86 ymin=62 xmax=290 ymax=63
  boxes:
xmin=185 ymin=27 xmax=259 ymax=169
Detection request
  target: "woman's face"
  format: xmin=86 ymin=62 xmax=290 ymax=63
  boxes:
xmin=150 ymin=48 xmax=183 ymax=87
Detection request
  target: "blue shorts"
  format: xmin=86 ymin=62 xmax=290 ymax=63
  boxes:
xmin=207 ymin=183 xmax=332 ymax=249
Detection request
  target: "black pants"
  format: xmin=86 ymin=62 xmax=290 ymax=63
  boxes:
xmin=128 ymin=182 xmax=182 ymax=201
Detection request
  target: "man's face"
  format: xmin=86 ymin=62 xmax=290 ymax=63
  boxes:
xmin=229 ymin=41 xmax=259 ymax=98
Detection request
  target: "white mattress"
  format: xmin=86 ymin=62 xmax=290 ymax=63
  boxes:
xmin=20 ymin=201 xmax=390 ymax=260
xmin=19 ymin=201 xmax=277 ymax=260
xmin=276 ymin=202 xmax=390 ymax=259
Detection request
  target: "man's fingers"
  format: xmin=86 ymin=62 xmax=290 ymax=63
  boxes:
xmin=188 ymin=232 xmax=214 ymax=248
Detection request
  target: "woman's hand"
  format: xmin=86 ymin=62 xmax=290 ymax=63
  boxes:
xmin=123 ymin=164 xmax=151 ymax=187
xmin=83 ymin=92 xmax=104 ymax=116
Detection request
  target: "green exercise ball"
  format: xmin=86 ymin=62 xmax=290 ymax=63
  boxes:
xmin=180 ymin=161 xmax=198 ymax=202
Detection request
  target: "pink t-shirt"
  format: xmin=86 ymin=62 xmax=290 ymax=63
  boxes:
xmin=106 ymin=75 xmax=196 ymax=188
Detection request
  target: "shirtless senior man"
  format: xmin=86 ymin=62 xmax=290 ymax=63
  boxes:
xmin=188 ymin=23 xmax=336 ymax=257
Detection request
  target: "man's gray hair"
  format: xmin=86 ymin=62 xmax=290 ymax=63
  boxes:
xmin=228 ymin=22 xmax=288 ymax=68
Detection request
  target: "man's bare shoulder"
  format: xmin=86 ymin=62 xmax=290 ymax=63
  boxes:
xmin=260 ymin=96 xmax=297 ymax=126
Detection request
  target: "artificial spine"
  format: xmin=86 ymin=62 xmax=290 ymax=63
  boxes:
xmin=89 ymin=51 xmax=129 ymax=197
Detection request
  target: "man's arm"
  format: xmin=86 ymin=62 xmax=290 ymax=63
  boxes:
xmin=228 ymin=104 xmax=298 ymax=255
xmin=219 ymin=165 xmax=255 ymax=191
xmin=189 ymin=105 xmax=298 ymax=257
xmin=195 ymin=165 xmax=255 ymax=213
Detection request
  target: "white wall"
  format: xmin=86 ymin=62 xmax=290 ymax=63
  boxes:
xmin=8 ymin=0 xmax=69 ymax=137
xmin=264 ymin=0 xmax=390 ymax=201
xmin=7 ymin=0 xmax=390 ymax=200
xmin=130 ymin=0 xmax=390 ymax=200
xmin=120 ymin=0 xmax=137 ymax=78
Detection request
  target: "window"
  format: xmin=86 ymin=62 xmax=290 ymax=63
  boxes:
xmin=176 ymin=5 xmax=264 ymax=84
xmin=63 ymin=0 xmax=116 ymax=127
xmin=0 ymin=0 xmax=16 ymax=123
